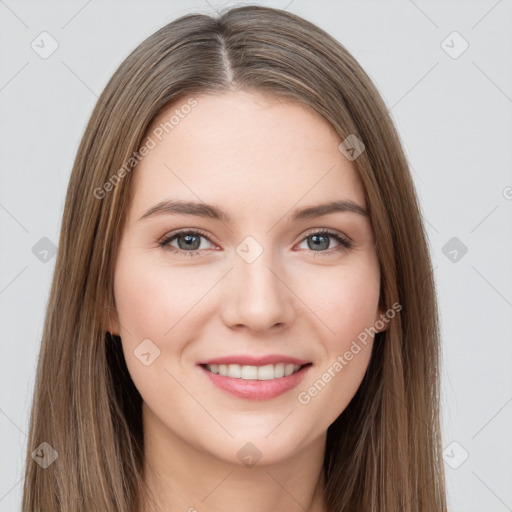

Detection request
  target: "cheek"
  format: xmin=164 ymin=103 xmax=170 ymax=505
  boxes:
xmin=113 ymin=252 xmax=208 ymax=342
xmin=112 ymin=254 xmax=202 ymax=404
xmin=114 ymin=264 xmax=165 ymax=341
xmin=306 ymin=256 xmax=381 ymax=345
xmin=294 ymin=273 xmax=379 ymax=434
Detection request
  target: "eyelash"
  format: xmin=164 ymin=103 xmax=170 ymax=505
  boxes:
xmin=157 ymin=228 xmax=352 ymax=258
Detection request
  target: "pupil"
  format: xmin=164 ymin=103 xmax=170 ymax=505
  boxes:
xmin=309 ymin=234 xmax=328 ymax=251
xmin=179 ymin=234 xmax=200 ymax=250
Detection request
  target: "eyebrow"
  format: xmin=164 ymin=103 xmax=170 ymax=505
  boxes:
xmin=138 ymin=199 xmax=368 ymax=223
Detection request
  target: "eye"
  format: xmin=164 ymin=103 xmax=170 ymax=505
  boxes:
xmin=158 ymin=229 xmax=216 ymax=257
xmin=296 ymin=229 xmax=352 ymax=257
xmin=158 ymin=228 xmax=352 ymax=258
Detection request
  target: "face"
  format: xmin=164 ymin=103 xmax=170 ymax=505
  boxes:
xmin=109 ymin=89 xmax=385 ymax=467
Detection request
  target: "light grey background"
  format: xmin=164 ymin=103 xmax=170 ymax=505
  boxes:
xmin=1 ymin=1 xmax=511 ymax=510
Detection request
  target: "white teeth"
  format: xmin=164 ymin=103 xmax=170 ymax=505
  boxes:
xmin=205 ymin=363 xmax=302 ymax=380
xmin=274 ymin=363 xmax=285 ymax=378
xmin=284 ymin=363 xmax=296 ymax=377
xmin=227 ymin=364 xmax=241 ymax=378
xmin=241 ymin=365 xmax=258 ymax=379
xmin=257 ymin=364 xmax=274 ymax=381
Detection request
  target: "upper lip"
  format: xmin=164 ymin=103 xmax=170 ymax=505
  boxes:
xmin=198 ymin=354 xmax=312 ymax=366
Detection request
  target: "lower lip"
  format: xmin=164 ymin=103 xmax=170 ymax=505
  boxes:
xmin=199 ymin=364 xmax=312 ymax=400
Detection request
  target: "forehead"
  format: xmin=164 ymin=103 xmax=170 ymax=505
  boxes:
xmin=127 ymin=90 xmax=366 ymax=222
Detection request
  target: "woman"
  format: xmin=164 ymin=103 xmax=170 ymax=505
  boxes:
xmin=22 ymin=5 xmax=447 ymax=511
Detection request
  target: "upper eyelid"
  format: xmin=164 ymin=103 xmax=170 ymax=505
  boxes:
xmin=159 ymin=227 xmax=350 ymax=247
xmin=159 ymin=228 xmax=215 ymax=245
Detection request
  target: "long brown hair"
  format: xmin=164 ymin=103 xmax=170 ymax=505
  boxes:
xmin=22 ymin=5 xmax=447 ymax=511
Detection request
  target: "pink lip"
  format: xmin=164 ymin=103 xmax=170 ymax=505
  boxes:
xmin=197 ymin=354 xmax=311 ymax=366
xmin=199 ymin=364 xmax=312 ymax=401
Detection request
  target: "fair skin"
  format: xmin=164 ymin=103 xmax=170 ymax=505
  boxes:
xmin=109 ymin=90 xmax=385 ymax=512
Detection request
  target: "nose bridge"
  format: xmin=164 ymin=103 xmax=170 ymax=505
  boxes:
xmin=222 ymin=236 xmax=294 ymax=330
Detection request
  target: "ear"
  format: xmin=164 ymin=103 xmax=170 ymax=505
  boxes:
xmin=107 ymin=307 xmax=121 ymax=336
xmin=374 ymin=307 xmax=389 ymax=333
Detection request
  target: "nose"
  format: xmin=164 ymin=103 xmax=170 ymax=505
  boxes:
xmin=220 ymin=248 xmax=296 ymax=333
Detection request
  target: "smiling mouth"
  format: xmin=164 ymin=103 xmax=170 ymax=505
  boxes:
xmin=201 ymin=362 xmax=312 ymax=380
